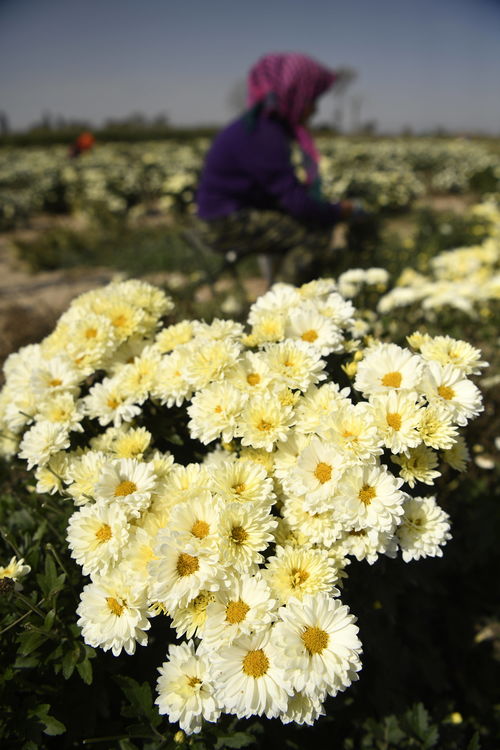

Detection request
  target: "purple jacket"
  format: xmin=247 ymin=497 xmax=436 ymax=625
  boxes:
xmin=196 ymin=115 xmax=341 ymax=227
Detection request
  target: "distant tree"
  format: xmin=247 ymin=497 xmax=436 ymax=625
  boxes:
xmin=0 ymin=111 xmax=10 ymax=134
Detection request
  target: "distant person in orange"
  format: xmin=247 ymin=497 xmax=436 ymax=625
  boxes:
xmin=69 ymin=131 xmax=95 ymax=158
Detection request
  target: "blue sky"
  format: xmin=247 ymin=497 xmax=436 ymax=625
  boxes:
xmin=1 ymin=0 xmax=499 ymax=133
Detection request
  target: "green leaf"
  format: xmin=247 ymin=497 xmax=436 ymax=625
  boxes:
xmin=76 ymin=657 xmax=93 ymax=685
xmin=43 ymin=608 xmax=56 ymax=630
xmin=28 ymin=703 xmax=66 ymax=736
xmin=13 ymin=655 xmax=39 ymax=669
xmin=17 ymin=630 xmax=45 ymax=656
xmin=116 ymin=675 xmax=156 ymax=720
xmin=467 ymin=732 xmax=481 ymax=750
xmin=214 ymin=732 xmax=256 ymax=749
xmin=62 ymin=645 xmax=80 ymax=679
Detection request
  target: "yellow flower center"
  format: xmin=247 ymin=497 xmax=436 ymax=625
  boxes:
xmin=290 ymin=567 xmax=310 ymax=588
xmin=301 ymin=626 xmax=329 ymax=654
xmin=191 ymin=591 xmax=213 ymax=612
xmin=112 ymin=313 xmax=127 ymax=328
xmin=381 ymin=371 xmax=402 ymax=388
xmin=48 ymin=378 xmax=62 ymax=387
xmin=301 ymin=329 xmax=318 ymax=343
xmin=247 ymin=373 xmax=261 ymax=386
xmin=386 ymin=412 xmax=402 ymax=431
xmin=187 ymin=676 xmax=201 ymax=688
xmin=214 ymin=405 xmax=223 ymax=413
xmin=231 ymin=525 xmax=248 ymax=544
xmin=359 ymin=484 xmax=376 ymax=505
xmin=114 ymin=480 xmax=137 ymax=497
xmin=242 ymin=649 xmax=269 ymax=678
xmin=85 ymin=327 xmax=98 ymax=339
xmin=107 ymin=396 xmax=121 ymax=409
xmin=257 ymin=419 xmax=272 ymax=432
xmin=437 ymin=385 xmax=455 ymax=401
xmin=191 ymin=520 xmax=210 ymax=539
xmin=314 ymin=462 xmax=332 ymax=484
xmin=176 ymin=553 xmax=199 ymax=577
xmin=232 ymin=483 xmax=246 ymax=495
xmin=106 ymin=597 xmax=124 ymax=616
xmin=95 ymin=523 xmax=112 ymax=543
xmin=225 ymin=599 xmax=250 ymax=624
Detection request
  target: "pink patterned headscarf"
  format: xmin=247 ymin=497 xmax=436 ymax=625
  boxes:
xmin=247 ymin=53 xmax=337 ymax=186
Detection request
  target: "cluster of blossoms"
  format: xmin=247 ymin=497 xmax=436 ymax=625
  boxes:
xmin=378 ymin=200 xmax=500 ymax=318
xmin=0 ymin=276 xmax=485 ymax=733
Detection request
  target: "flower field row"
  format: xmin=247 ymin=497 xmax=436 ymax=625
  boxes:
xmin=1 ymin=137 xmax=499 ymax=229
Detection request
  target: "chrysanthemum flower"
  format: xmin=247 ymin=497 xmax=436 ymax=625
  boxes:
xmin=210 ymin=629 xmax=292 ymax=719
xmin=336 ymin=527 xmax=398 ymax=565
xmin=202 ymin=573 xmax=277 ymax=648
xmin=272 ymin=593 xmax=362 ymax=698
xmin=35 ymin=392 xmax=84 ymax=433
xmin=94 ymin=458 xmax=157 ymax=518
xmin=236 ymin=393 xmax=294 ymax=451
xmin=0 ymin=556 xmax=31 ymax=583
xmin=337 ymin=464 xmax=405 ymax=531
xmin=279 ymin=691 xmax=326 ymax=725
xmin=167 ymin=491 xmax=223 ymax=552
xmin=420 ymin=362 xmax=483 ymax=426
xmin=169 ymin=590 xmax=216 ymax=640
xmin=285 ymin=438 xmax=346 ymax=513
xmin=84 ymin=377 xmax=142 ymax=427
xmin=321 ymin=401 xmax=383 ymax=465
xmin=264 ymin=340 xmax=326 ymax=392
xmin=18 ymin=421 xmax=71 ymax=469
xmin=417 ymin=403 xmax=458 ymax=450
xmin=187 ymin=381 xmax=247 ymax=444
xmin=284 ymin=306 xmax=343 ymax=356
xmin=354 ymin=343 xmax=424 ymax=397
xmin=183 ymin=338 xmax=241 ymax=390
xmin=264 ymin=545 xmax=339 ymax=604
xmin=392 ymin=444 xmax=441 ymax=488
xmin=281 ymin=494 xmax=343 ymax=548
xmin=370 ymin=390 xmax=423 ymax=454
xmin=293 ymin=383 xmax=351 ymax=436
xmin=208 ymin=458 xmax=275 ymax=507
xmin=419 ymin=335 xmax=488 ymax=375
xmin=397 ymin=496 xmax=451 ymax=562
xmin=441 ymin=435 xmax=470 ymax=471
xmin=66 ymin=500 xmax=130 ymax=578
xmin=150 ymin=349 xmax=193 ymax=408
xmin=156 ymin=641 xmax=222 ymax=734
xmin=218 ymin=503 xmax=277 ymax=574
xmin=76 ymin=569 xmax=151 ymax=656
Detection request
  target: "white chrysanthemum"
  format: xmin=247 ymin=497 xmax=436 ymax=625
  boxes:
xmin=154 ymin=321 xmax=194 ymax=353
xmin=337 ymin=527 xmax=398 ymax=565
xmin=392 ymin=444 xmax=441 ymax=488
xmin=169 ymin=590 xmax=216 ymax=640
xmin=3 ymin=390 xmax=39 ymax=433
xmin=30 ymin=356 xmax=81 ymax=398
xmin=370 ymin=391 xmax=423 ymax=454
xmin=183 ymin=338 xmax=241 ymax=390
xmin=419 ymin=335 xmax=487 ymax=376
xmin=321 ymin=401 xmax=383 ymax=465
xmin=119 ymin=526 xmax=157 ymax=596
xmin=76 ymin=569 xmax=151 ymax=656
xmin=224 ymin=350 xmax=276 ymax=393
xmin=157 ymin=463 xmax=211 ymax=506
xmin=156 ymin=641 xmax=222 ymax=734
xmin=317 ymin=292 xmax=355 ymax=327
xmin=285 ymin=438 xmax=346 ymax=513
xmin=293 ymin=383 xmax=351 ymax=436
xmin=94 ymin=458 xmax=157 ymax=518
xmin=264 ymin=340 xmax=326 ymax=391
xmin=218 ymin=503 xmax=277 ymax=574
xmin=18 ymin=421 xmax=71 ymax=469
xmin=236 ymin=393 xmax=294 ymax=451
xmin=208 ymin=458 xmax=275 ymax=507
xmin=187 ymin=381 xmax=247 ymax=444
xmin=90 ymin=297 xmax=147 ymax=342
xmin=149 ymin=536 xmax=220 ymax=610
xmin=279 ymin=691 xmax=325 ymax=725
xmin=354 ymin=343 xmax=424 ymax=397
xmin=281 ymin=494 xmax=343 ymax=548
xmin=420 ymin=362 xmax=483 ymax=426
xmin=273 ymin=432 xmax=312 ymax=481
xmin=66 ymin=500 xmax=130 ymax=578
xmin=248 ymin=283 xmax=301 ymax=325
xmin=210 ymin=629 xmax=291 ymax=719
xmin=150 ymin=349 xmax=193 ymax=407
xmin=272 ymin=593 xmax=362 ymax=698
xmin=247 ymin=312 xmax=286 ymax=346
xmin=167 ymin=491 xmax=223 ymax=551
xmin=0 ymin=556 xmax=31 ymax=582
xmin=397 ymin=496 xmax=451 ymax=562
xmin=84 ymin=376 xmax=141 ymax=427
xmin=65 ymin=450 xmax=108 ymax=505
xmin=202 ymin=573 xmax=277 ymax=648
xmin=34 ymin=451 xmax=68 ymax=495
xmin=337 ymin=464 xmax=405 ymax=531
xmin=117 ymin=347 xmax=161 ymax=404
xmin=417 ymin=403 xmax=459 ymax=450
xmin=264 ymin=545 xmax=339 ymax=605
xmin=441 ymin=435 xmax=470 ymax=472
xmin=299 ymin=278 xmax=337 ymax=299
xmin=112 ymin=426 xmax=152 ymax=460
xmin=193 ymin=318 xmax=244 ymax=341
xmin=284 ymin=306 xmax=343 ymax=356
xmin=35 ymin=392 xmax=84 ymax=433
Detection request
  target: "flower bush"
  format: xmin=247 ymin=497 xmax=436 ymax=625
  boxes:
xmin=0 ymin=273 xmax=487 ymax=737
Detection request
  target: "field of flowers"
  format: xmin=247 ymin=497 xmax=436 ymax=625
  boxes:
xmin=0 ymin=138 xmax=499 ymax=749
